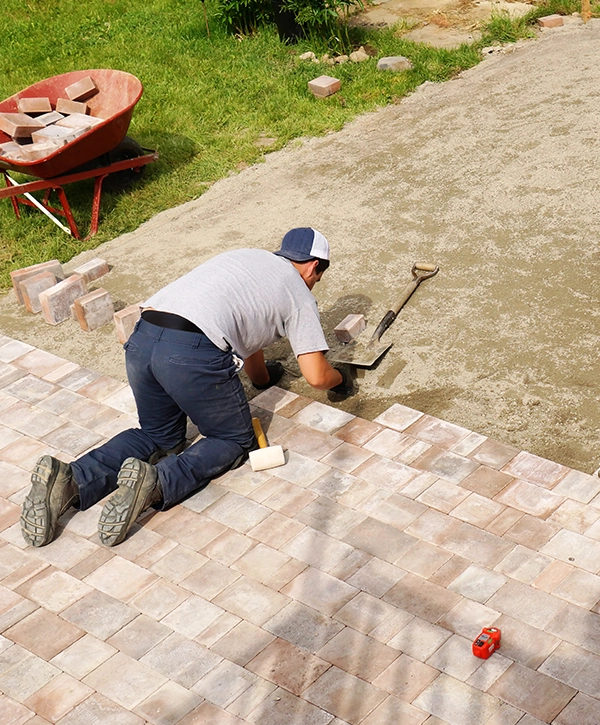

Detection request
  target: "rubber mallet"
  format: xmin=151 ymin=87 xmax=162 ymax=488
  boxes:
xmin=249 ymin=417 xmax=286 ymax=472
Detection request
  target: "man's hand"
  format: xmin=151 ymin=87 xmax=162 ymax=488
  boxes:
xmin=328 ymin=364 xmax=356 ymax=397
xmin=252 ymin=361 xmax=285 ymax=390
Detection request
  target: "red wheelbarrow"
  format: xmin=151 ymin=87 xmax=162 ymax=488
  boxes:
xmin=0 ymin=69 xmax=158 ymax=239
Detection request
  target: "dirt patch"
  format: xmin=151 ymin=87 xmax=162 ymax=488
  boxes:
xmin=2 ymin=22 xmax=600 ymax=473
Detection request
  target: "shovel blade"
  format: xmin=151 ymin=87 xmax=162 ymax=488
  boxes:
xmin=329 ymin=341 xmax=393 ymax=367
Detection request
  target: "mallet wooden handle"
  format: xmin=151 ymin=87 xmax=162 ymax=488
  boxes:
xmin=252 ymin=418 xmax=268 ymax=449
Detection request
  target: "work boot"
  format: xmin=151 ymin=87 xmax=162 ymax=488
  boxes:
xmin=20 ymin=455 xmax=79 ymax=547
xmin=98 ymin=458 xmax=162 ymax=547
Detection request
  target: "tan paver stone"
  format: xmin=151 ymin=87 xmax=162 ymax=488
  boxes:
xmin=258 ymin=480 xmax=317 ymax=517
xmin=0 ymin=340 xmax=35 ymax=363
xmin=160 ymin=594 xmax=224 ymax=638
xmin=17 ymin=566 xmax=92 ymax=613
xmin=394 ymin=439 xmax=433 ymax=466
xmin=150 ymin=544 xmax=209 ymax=583
xmin=105 ymin=613 xmax=171 ymax=658
xmin=67 ymin=546 xmax=114 ymax=580
xmin=374 ymin=403 xmax=423 ymax=432
xmin=62 ymin=397 xmax=121 ymax=431
xmin=179 ymin=559 xmax=240 ymax=599
xmin=532 ymin=558 xmax=573 ymax=593
xmin=485 ymin=507 xmax=524 ymax=537
xmin=245 ymin=685 xmax=334 ymax=725
xmin=468 ymin=439 xmax=519 ymax=470
xmin=488 ymin=662 xmax=576 ymax=722
xmin=226 ymin=676 xmax=277 ymax=720
xmin=484 ymin=704 xmax=524 ymax=725
xmin=203 ymin=491 xmax=271 ymax=533
xmin=494 ymin=545 xmax=552 ymax=584
xmin=0 ymin=461 xmax=30 ymax=499
xmin=334 ymin=417 xmax=384 ymax=446
xmin=292 ymin=401 xmax=354 ymax=434
xmin=30 ymin=530 xmax=99 ymax=572
xmin=355 ymin=455 xmax=417 ymax=491
xmin=304 ymin=665 xmax=387 ymax=724
xmin=413 ymin=673 xmax=502 ymax=725
xmin=56 ymin=692 xmax=143 ymax=725
xmin=387 ymin=615 xmax=452 ymax=660
xmin=551 ymin=568 xmax=600 ymax=609
xmin=494 ymin=614 xmax=560 ymax=669
xmin=553 ymin=692 xmax=600 ymax=725
xmin=465 ymin=651 xmax=513 ymax=692
xmin=0 ymin=649 xmax=60 ymax=702
xmin=5 ymin=375 xmax=58 ymax=404
xmin=450 ymin=493 xmax=505 ymax=528
xmin=438 ymin=598 xmax=500 ymax=639
xmin=0 ymin=593 xmax=37 ymax=631
xmin=279 ymin=424 xmax=343 ymax=460
xmin=549 ymin=499 xmax=600 ymax=534
xmin=0 ymin=436 xmax=48 ymax=471
xmin=265 ymin=556 xmax=308 ymax=590
xmin=196 ymin=610 xmax=241 ymax=647
xmin=428 ymin=555 xmax=471 ymax=588
xmin=363 ymin=428 xmax=414 ymax=458
xmin=320 ymin=440 xmax=374 ymax=473
xmin=539 ymin=640 xmax=600 ymax=698
xmin=42 ymin=360 xmax=79 ymax=383
xmin=83 ymin=651 xmax=168 ymax=709
xmin=425 ymin=634 xmax=483 ymax=681
xmin=317 ymin=626 xmax=399 ymax=680
xmin=251 ymin=386 xmax=300 ymax=413
xmin=406 ymin=508 xmax=461 ymax=546
xmin=102 ymin=385 xmax=137 ymax=415
xmin=487 ymin=578 xmax=567 ymax=629
xmin=35 ymin=388 xmax=80 ymax=415
xmin=502 ymin=451 xmax=570 ymax=489
xmin=0 ymin=694 xmax=34 ymax=725
xmin=295 ymin=495 xmax=366 ymax=538
xmin=333 ymin=591 xmax=400 ymax=634
xmin=61 ymin=590 xmax=137 ymax=639
xmin=214 ymin=575 xmax=290 ymax=626
xmin=0 ymin=544 xmax=42 ymax=580
xmin=371 ymin=651 xmax=439 ymax=702
xmin=134 ymin=680 xmax=201 ymax=725
xmin=41 ymin=422 xmax=104 ymax=457
xmin=216 ymin=466 xmax=273 ymax=497
xmin=246 ymin=637 xmax=330 ymax=695
xmin=247 ymin=510 xmax=305 ymax=548
xmin=405 ymin=416 xmax=472 ymax=450
xmin=385 ymin=573 xmax=462 ymax=624
xmin=343 ymin=517 xmax=417 ymax=563
xmin=83 ymin=555 xmax=156 ymax=602
xmin=272 ymin=450 xmax=330 ymax=487
xmin=232 ymin=542 xmax=290 ymax=582
xmin=398 ymin=471 xmax=438 ymax=500
xmin=77 ymin=375 xmax=127 ymax=402
xmin=329 ymin=548 xmax=372 ymax=581
xmin=451 ymin=431 xmax=487 ymax=457
xmin=553 ymin=469 xmax=600 ymax=504
xmin=23 ymin=672 xmax=92 ymax=722
xmin=249 ymin=406 xmax=298 ymax=440
xmin=13 ymin=349 xmax=67 ymax=378
xmin=504 ymin=513 xmax=560 ymax=550
xmin=395 ymin=540 xmax=453 ymax=578
xmin=49 ymin=633 xmax=116 ymax=678
xmin=346 ymin=557 xmax=406 ymax=597
xmin=417 ymin=479 xmax=470 ymax=513
xmin=439 ymin=520 xmax=515 ymax=568
xmin=200 ymin=528 xmax=256 ymax=566
xmin=0 ymin=401 xmax=63 ymax=439
xmin=132 ymin=535 xmax=178 ymax=569
xmin=264 ymin=600 xmax=344 ymax=653
xmin=541 ymin=529 xmax=600 ymax=573
xmin=546 ymin=603 xmax=600 ymax=656
xmin=139 ymin=631 xmax=221 ymax=687
xmin=281 ymin=565 xmax=356 ymax=616
xmin=210 ymin=619 xmax=274 ymax=665
xmin=5 ymin=607 xmax=83 ymax=659
xmin=193 ymin=658 xmax=257 ymax=708
xmin=585 ymin=516 xmax=600 ymax=542
xmin=281 ymin=526 xmax=355 ymax=572
xmin=358 ymin=490 xmax=426 ymax=531
xmin=447 ymin=564 xmax=506 ymax=603
xmin=0 ymin=499 xmax=20 ymax=534
xmin=59 ymin=502 xmax=105 ymax=540
xmin=461 ymin=466 xmax=515 ymax=498
xmin=361 ymin=694 xmax=429 ymax=725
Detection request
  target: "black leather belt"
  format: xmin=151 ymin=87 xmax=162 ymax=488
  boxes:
xmin=142 ymin=310 xmax=202 ymax=334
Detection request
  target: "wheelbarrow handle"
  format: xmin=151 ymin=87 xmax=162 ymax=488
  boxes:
xmin=369 ymin=262 xmax=439 ymax=343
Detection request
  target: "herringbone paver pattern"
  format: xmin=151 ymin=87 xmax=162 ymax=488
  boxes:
xmin=0 ymin=333 xmax=599 ymax=724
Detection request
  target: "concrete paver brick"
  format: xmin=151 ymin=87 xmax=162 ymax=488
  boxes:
xmin=20 ymin=271 xmax=58 ymax=314
xmin=72 ymin=257 xmax=109 ymax=283
xmin=247 ymin=637 xmax=330 ymax=695
xmin=134 ymin=679 xmax=201 ymax=725
xmin=39 ymin=273 xmax=87 ymax=325
xmin=113 ymin=303 xmax=141 ymax=345
xmin=308 ymin=75 xmax=342 ymax=98
xmin=538 ymin=13 xmax=564 ymax=27
xmin=72 ymin=288 xmax=114 ymax=331
xmin=10 ymin=260 xmax=64 ymax=306
xmin=65 ymin=75 xmax=99 ymax=101
xmin=55 ymin=97 xmax=88 ymax=115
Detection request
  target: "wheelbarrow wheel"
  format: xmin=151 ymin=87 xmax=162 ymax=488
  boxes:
xmin=104 ymin=136 xmax=146 ymax=192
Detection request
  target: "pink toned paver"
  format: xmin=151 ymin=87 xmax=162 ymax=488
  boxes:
xmin=0 ymin=334 xmax=600 ymax=723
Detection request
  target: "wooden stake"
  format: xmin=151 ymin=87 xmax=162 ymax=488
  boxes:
xmin=582 ymin=0 xmax=591 ymax=23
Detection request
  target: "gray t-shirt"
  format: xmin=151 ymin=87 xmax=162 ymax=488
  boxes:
xmin=144 ymin=249 xmax=328 ymax=360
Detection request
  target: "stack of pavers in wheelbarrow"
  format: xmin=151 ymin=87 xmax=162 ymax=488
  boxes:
xmin=0 ymin=76 xmax=102 ymax=162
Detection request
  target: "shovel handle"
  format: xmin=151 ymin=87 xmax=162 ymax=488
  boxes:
xmin=370 ymin=263 xmax=439 ymax=343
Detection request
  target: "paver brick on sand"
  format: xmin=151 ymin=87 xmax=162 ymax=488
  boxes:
xmin=2 ymin=337 xmax=600 ymax=723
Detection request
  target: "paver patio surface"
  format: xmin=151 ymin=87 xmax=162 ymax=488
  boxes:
xmin=1 ymin=333 xmax=599 ymax=724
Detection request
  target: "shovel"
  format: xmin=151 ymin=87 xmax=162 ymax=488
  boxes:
xmin=330 ymin=262 xmax=439 ymax=367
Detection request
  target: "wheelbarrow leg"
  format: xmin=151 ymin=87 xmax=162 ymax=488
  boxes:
xmin=86 ymin=173 xmax=109 ymax=240
xmin=3 ymin=171 xmax=21 ymax=221
xmin=54 ymin=186 xmax=81 ymax=239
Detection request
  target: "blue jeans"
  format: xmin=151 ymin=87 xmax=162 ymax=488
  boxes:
xmin=71 ymin=318 xmax=256 ymax=510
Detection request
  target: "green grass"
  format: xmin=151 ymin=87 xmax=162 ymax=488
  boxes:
xmin=0 ymin=0 xmax=536 ymax=289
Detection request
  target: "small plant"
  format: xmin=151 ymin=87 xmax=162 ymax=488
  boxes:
xmin=214 ymin=0 xmax=273 ymax=35
xmin=480 ymin=9 xmax=536 ymax=45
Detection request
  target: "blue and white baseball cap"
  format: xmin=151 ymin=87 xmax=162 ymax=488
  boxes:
xmin=274 ymin=227 xmax=330 ymax=262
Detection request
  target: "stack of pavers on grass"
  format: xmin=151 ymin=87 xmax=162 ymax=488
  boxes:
xmin=0 ymin=76 xmax=102 ymax=163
